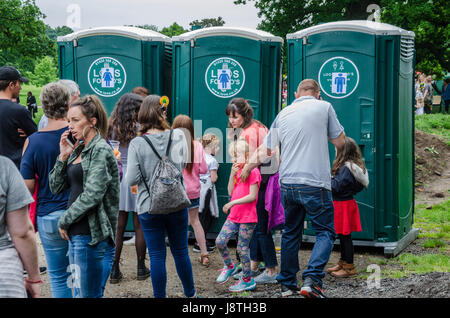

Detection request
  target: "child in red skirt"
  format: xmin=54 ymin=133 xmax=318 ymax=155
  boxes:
xmin=326 ymin=137 xmax=369 ymax=278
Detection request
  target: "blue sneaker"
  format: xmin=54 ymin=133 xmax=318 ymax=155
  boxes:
xmin=228 ymin=277 xmax=256 ymax=293
xmin=216 ymin=264 xmax=239 ymax=284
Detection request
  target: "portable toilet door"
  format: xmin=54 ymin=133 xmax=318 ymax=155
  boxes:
xmin=287 ymin=21 xmax=417 ymax=256
xmin=172 ymin=27 xmax=283 ymax=236
xmin=58 ymin=26 xmax=171 ymax=115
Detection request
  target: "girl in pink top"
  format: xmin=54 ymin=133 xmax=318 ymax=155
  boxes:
xmin=215 ymin=139 xmax=261 ymax=293
xmin=172 ymin=115 xmax=209 ymax=266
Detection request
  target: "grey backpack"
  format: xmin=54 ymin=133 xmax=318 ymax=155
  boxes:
xmin=139 ymin=130 xmax=191 ymax=214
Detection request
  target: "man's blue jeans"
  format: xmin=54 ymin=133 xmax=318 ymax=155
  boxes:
xmin=68 ymin=235 xmax=115 ymax=298
xmin=138 ymin=209 xmax=196 ymax=298
xmin=276 ymin=184 xmax=336 ymax=288
xmin=37 ymin=210 xmax=72 ymax=298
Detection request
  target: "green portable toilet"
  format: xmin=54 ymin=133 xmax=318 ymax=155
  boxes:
xmin=286 ymin=21 xmax=417 ymax=256
xmin=172 ymin=27 xmax=283 ymax=237
xmin=57 ymin=26 xmax=172 ymax=115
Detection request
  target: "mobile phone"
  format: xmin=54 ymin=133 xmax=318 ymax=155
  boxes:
xmin=66 ymin=132 xmax=76 ymax=148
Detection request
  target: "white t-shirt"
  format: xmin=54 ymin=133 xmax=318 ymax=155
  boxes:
xmin=264 ymin=96 xmax=344 ymax=190
xmin=199 ymin=153 xmax=219 ymax=217
xmin=200 ymin=153 xmax=218 ymax=181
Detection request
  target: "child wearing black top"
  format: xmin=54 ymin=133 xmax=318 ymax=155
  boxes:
xmin=327 ymin=137 xmax=369 ymax=278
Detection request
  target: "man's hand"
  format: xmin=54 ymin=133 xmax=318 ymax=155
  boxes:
xmin=24 ymin=279 xmax=42 ymax=298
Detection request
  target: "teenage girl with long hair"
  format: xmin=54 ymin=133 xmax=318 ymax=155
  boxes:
xmin=172 ymin=115 xmax=209 ymax=266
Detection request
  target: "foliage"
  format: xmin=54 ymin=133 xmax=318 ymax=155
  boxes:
xmin=129 ymin=24 xmax=159 ymax=32
xmin=235 ymin=0 xmax=449 ymax=76
xmin=45 ymin=25 xmax=73 ymax=41
xmin=160 ymin=23 xmax=188 ymax=37
xmin=380 ymin=0 xmax=449 ymax=78
xmin=234 ymin=0 xmax=381 ymax=38
xmin=189 ymin=17 xmax=225 ymax=29
xmin=0 ymin=0 xmax=55 ymax=73
xmin=24 ymin=56 xmax=58 ymax=86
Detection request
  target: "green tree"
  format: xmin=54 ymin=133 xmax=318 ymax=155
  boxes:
xmin=160 ymin=23 xmax=187 ymax=37
xmin=234 ymin=0 xmax=380 ymax=73
xmin=380 ymin=0 xmax=449 ymax=77
xmin=235 ymin=0 xmax=448 ymax=76
xmin=0 ymin=0 xmax=56 ymax=73
xmin=25 ymin=56 xmax=58 ymax=86
xmin=129 ymin=24 xmax=159 ymax=32
xmin=234 ymin=0 xmax=380 ymax=38
xmin=45 ymin=25 xmax=73 ymax=41
xmin=189 ymin=17 xmax=225 ymax=30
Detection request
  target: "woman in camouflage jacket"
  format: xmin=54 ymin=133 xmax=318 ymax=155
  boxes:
xmin=50 ymin=95 xmax=119 ymax=298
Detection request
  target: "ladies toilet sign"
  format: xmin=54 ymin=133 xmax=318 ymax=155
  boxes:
xmin=318 ymin=57 xmax=359 ymax=99
xmin=205 ymin=57 xmax=245 ymax=98
xmin=88 ymin=57 xmax=127 ymax=97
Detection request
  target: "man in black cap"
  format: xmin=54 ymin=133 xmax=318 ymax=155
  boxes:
xmin=0 ymin=66 xmax=37 ymax=168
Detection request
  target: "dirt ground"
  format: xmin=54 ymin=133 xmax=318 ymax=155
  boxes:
xmin=414 ymin=130 xmax=450 ymax=206
xmin=37 ymin=130 xmax=449 ymax=298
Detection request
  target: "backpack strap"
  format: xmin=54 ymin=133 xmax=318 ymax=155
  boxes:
xmin=137 ymin=161 xmax=151 ymax=197
xmin=142 ymin=135 xmax=162 ymax=160
xmin=165 ymin=129 xmax=173 ymax=157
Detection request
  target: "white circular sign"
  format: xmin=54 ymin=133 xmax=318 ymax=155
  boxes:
xmin=205 ymin=57 xmax=245 ymax=99
xmin=318 ymin=56 xmax=360 ymax=99
xmin=87 ymin=57 xmax=127 ymax=98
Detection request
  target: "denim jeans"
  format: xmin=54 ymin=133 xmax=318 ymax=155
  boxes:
xmin=138 ymin=209 xmax=196 ymax=298
xmin=68 ymin=235 xmax=115 ymax=298
xmin=249 ymin=179 xmax=278 ymax=268
xmin=37 ymin=210 xmax=72 ymax=298
xmin=276 ymin=184 xmax=336 ymax=288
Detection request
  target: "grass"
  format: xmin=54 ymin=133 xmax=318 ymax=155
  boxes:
xmin=392 ymin=253 xmax=449 ymax=276
xmin=362 ymin=200 xmax=450 ymax=279
xmin=17 ymin=84 xmax=44 ymax=126
xmin=415 ymin=113 xmax=450 ymax=146
xmin=19 ymin=83 xmax=43 ymax=106
xmin=414 ymin=200 xmax=450 ymax=241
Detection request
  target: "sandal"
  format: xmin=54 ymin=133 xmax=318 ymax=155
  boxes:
xmin=198 ymin=254 xmax=210 ymax=267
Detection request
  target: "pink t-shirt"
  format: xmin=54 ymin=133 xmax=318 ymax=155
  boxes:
xmin=228 ymin=168 xmax=261 ymax=224
xmin=240 ymin=121 xmax=268 ymax=154
xmin=183 ymin=140 xmax=208 ymax=199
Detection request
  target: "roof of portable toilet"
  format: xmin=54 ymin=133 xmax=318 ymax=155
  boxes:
xmin=57 ymin=26 xmax=171 ymax=43
xmin=172 ymin=26 xmax=283 ymax=43
xmin=287 ymin=20 xmax=415 ymax=39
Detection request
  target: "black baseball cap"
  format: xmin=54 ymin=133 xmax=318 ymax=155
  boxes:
xmin=0 ymin=66 xmax=29 ymax=83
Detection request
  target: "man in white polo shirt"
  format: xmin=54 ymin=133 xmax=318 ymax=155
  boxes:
xmin=241 ymin=79 xmax=345 ymax=298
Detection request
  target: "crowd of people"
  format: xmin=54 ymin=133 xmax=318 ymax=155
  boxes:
xmin=415 ymin=73 xmax=450 ymax=115
xmin=0 ymin=65 xmax=370 ymax=298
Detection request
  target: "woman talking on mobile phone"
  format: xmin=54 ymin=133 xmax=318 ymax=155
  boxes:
xmin=49 ymin=95 xmax=120 ymax=298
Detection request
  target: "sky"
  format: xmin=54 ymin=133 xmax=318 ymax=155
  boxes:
xmin=35 ymin=0 xmax=262 ymax=31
